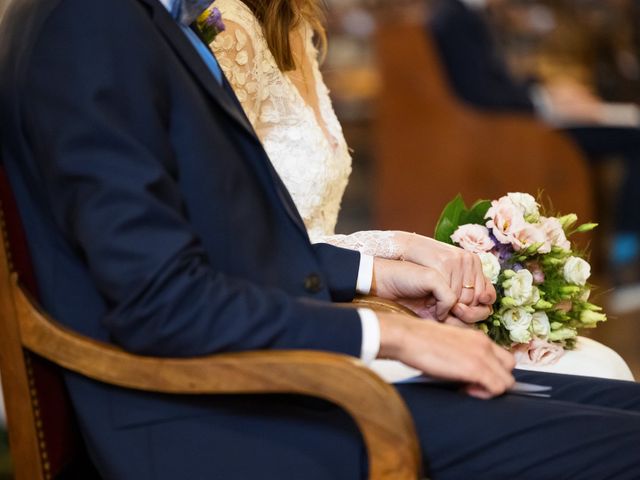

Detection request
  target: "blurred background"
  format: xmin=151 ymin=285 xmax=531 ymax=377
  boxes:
xmin=322 ymin=0 xmax=640 ymax=378
xmin=0 ymin=0 xmax=639 ymax=476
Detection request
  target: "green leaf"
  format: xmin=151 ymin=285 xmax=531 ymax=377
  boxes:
xmin=434 ymin=194 xmax=467 ymax=243
xmin=461 ymin=199 xmax=491 ymax=225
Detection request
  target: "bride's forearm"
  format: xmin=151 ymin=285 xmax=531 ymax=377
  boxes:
xmin=316 ymin=231 xmax=403 ymax=259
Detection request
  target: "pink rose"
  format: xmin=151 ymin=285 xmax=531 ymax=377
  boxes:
xmin=512 ymin=338 xmax=564 ymax=366
xmin=540 ymin=217 xmax=571 ymax=252
xmin=485 ymin=197 xmax=527 ymax=246
xmin=527 ymin=262 xmax=545 ymax=284
xmin=554 ymin=300 xmax=573 ymax=313
xmin=511 ymin=224 xmax=546 ymax=251
xmin=450 ymin=224 xmax=495 ymax=253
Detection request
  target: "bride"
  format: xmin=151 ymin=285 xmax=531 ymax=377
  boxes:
xmin=209 ymin=0 xmax=633 ymax=381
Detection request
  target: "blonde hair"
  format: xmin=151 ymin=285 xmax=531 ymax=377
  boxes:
xmin=239 ymin=0 xmax=327 ymax=72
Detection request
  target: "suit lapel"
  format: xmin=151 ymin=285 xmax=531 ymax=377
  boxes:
xmin=220 ymin=79 xmax=308 ymax=234
xmin=137 ymin=0 xmax=256 ymax=138
xmin=136 ymin=0 xmax=309 ymax=236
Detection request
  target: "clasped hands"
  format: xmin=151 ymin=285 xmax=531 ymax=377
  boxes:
xmin=370 ymin=233 xmax=516 ymax=399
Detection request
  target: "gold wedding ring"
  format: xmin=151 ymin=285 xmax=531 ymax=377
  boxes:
xmin=462 ymin=284 xmax=475 ymax=289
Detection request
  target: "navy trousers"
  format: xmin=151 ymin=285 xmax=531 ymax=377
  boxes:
xmin=89 ymin=370 xmax=640 ymax=480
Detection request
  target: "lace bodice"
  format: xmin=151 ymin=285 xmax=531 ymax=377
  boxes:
xmin=211 ymin=0 xmax=400 ymax=258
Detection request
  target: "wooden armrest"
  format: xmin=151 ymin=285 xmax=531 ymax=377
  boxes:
xmin=351 ymin=296 xmax=419 ymax=317
xmin=10 ymin=278 xmax=420 ymax=479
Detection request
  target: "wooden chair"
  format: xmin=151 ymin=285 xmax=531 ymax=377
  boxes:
xmin=373 ymin=22 xmax=595 ymax=249
xmin=0 ymin=165 xmax=420 ymax=480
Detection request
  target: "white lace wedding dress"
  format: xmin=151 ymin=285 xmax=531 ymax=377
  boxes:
xmin=210 ymin=0 xmax=634 ymax=381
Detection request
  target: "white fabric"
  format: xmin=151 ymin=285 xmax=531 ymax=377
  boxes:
xmin=356 ymin=253 xmax=374 ymax=295
xmin=358 ymin=309 xmax=381 ymax=364
xmin=211 ymin=0 xmax=635 ymax=380
xmin=369 ymin=360 xmax=422 ymax=384
xmin=321 ymin=231 xmax=401 ymax=259
xmin=355 ymin=255 xmax=378 ymax=362
xmin=371 ymin=336 xmax=636 ymax=383
xmin=516 ymin=336 xmax=635 ymax=381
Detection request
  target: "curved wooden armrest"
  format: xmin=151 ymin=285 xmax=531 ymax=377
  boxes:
xmin=351 ymin=296 xmax=419 ymax=317
xmin=10 ymin=279 xmax=419 ymax=479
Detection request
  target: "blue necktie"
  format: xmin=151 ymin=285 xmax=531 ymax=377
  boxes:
xmin=172 ymin=0 xmax=223 ymax=84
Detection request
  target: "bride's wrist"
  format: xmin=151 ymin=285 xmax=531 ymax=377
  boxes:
xmin=395 ymin=231 xmax=418 ymax=262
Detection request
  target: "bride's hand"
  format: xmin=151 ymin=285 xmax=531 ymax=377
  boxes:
xmin=395 ymin=232 xmax=495 ymax=307
xmin=371 ymin=258 xmax=493 ymax=324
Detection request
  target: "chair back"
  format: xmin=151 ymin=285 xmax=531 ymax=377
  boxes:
xmin=0 ymin=164 xmax=97 ymax=479
xmin=373 ymin=21 xmax=594 ymax=247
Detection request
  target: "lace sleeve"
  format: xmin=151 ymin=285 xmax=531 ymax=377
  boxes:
xmin=317 ymin=231 xmax=402 ymax=260
xmin=210 ymin=20 xmax=261 ymax=125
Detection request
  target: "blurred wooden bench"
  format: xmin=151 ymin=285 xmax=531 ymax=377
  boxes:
xmin=373 ymin=23 xmax=594 ymax=248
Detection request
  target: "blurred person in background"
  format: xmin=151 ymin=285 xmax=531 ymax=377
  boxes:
xmin=209 ymin=0 xmax=633 ymax=379
xmin=429 ymin=0 xmax=640 ymax=299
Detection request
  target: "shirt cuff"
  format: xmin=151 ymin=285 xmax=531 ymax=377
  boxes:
xmin=356 ymin=253 xmax=374 ymax=295
xmin=358 ymin=308 xmax=380 ymax=364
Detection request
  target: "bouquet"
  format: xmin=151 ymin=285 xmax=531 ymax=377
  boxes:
xmin=435 ymin=192 xmax=606 ymax=364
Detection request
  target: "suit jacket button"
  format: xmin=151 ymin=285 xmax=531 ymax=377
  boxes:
xmin=304 ymin=273 xmax=323 ymax=293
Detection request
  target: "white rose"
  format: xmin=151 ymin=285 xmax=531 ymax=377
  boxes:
xmin=503 ymin=269 xmax=535 ymax=306
xmin=477 ymin=252 xmax=501 ymax=284
xmin=507 ymin=192 xmax=540 ymax=220
xmin=509 ymin=326 xmax=532 ymax=344
xmin=501 ymin=307 xmax=533 ymax=331
xmin=531 ymin=311 xmax=550 ymax=338
xmin=531 ymin=286 xmax=541 ymax=305
xmin=563 ymin=257 xmax=591 ymax=286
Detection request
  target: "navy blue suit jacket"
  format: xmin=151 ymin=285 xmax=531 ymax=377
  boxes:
xmin=0 ymin=0 xmax=364 ymax=460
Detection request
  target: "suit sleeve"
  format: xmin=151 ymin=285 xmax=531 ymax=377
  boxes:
xmin=311 ymin=243 xmax=361 ymax=302
xmin=20 ymin=0 xmax=362 ymax=358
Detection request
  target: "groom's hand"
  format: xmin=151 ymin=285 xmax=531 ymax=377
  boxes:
xmin=371 ymin=258 xmax=492 ymax=324
xmin=378 ymin=313 xmax=516 ymax=399
xmin=395 ymin=232 xmax=496 ymax=307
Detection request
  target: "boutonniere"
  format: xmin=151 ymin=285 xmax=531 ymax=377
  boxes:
xmin=196 ymin=1 xmax=225 ymax=44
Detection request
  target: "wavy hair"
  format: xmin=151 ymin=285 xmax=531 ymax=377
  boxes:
xmin=239 ymin=0 xmax=327 ymax=71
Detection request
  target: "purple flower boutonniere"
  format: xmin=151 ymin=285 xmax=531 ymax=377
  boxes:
xmin=196 ymin=1 xmax=225 ymax=45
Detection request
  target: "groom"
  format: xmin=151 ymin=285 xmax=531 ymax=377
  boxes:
xmin=1 ymin=0 xmax=640 ymax=479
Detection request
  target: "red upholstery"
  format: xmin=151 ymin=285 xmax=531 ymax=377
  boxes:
xmin=0 ymin=166 xmax=92 ymax=478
